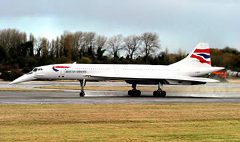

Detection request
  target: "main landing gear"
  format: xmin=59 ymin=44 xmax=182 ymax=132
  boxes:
xmin=128 ymin=82 xmax=166 ymax=97
xmin=153 ymin=82 xmax=166 ymax=97
xmin=128 ymin=83 xmax=141 ymax=97
xmin=79 ymin=79 xmax=86 ymax=97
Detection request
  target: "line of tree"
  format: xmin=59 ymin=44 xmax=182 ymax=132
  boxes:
xmin=0 ymin=29 xmax=175 ymax=69
xmin=211 ymin=47 xmax=240 ymax=71
xmin=0 ymin=28 xmax=240 ymax=80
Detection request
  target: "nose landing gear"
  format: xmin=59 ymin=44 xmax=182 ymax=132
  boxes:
xmin=79 ymin=79 xmax=86 ymax=97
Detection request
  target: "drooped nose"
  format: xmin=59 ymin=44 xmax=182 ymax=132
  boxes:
xmin=9 ymin=73 xmax=36 ymax=85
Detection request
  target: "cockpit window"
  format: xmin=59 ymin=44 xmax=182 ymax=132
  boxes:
xmin=28 ymin=68 xmax=43 ymax=74
xmin=28 ymin=67 xmax=41 ymax=74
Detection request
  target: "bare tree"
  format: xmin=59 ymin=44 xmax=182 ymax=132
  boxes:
xmin=0 ymin=29 xmax=27 ymax=57
xmin=83 ymin=32 xmax=96 ymax=57
xmin=124 ymin=35 xmax=141 ymax=59
xmin=95 ymin=35 xmax=107 ymax=60
xmin=176 ymin=48 xmax=187 ymax=61
xmin=70 ymin=32 xmax=82 ymax=61
xmin=39 ymin=37 xmax=50 ymax=58
xmin=54 ymin=37 xmax=61 ymax=58
xmin=49 ymin=39 xmax=56 ymax=58
xmin=107 ymin=34 xmax=123 ymax=58
xmin=83 ymin=32 xmax=96 ymax=47
xmin=95 ymin=35 xmax=107 ymax=49
xmin=63 ymin=32 xmax=74 ymax=62
xmin=141 ymin=32 xmax=160 ymax=63
xmin=28 ymin=34 xmax=35 ymax=56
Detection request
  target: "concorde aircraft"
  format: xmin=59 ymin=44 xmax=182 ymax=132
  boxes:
xmin=10 ymin=43 xmax=224 ymax=97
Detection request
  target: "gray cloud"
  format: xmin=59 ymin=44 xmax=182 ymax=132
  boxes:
xmin=1 ymin=0 xmax=240 ymax=51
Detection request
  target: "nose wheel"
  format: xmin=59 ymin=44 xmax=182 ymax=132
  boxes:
xmin=79 ymin=91 xmax=85 ymax=97
xmin=79 ymin=79 xmax=86 ymax=97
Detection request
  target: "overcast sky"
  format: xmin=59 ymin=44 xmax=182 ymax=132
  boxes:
xmin=1 ymin=0 xmax=240 ymax=52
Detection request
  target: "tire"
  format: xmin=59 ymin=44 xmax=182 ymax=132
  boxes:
xmin=128 ymin=90 xmax=133 ymax=96
xmin=153 ymin=91 xmax=166 ymax=97
xmin=161 ymin=91 xmax=166 ymax=97
xmin=136 ymin=90 xmax=141 ymax=96
xmin=128 ymin=90 xmax=141 ymax=97
xmin=79 ymin=91 xmax=85 ymax=97
xmin=153 ymin=91 xmax=159 ymax=97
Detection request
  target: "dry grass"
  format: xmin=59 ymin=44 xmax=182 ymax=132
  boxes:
xmin=227 ymin=79 xmax=240 ymax=83
xmin=1 ymin=104 xmax=240 ymax=141
xmin=0 ymin=88 xmax=32 ymax=91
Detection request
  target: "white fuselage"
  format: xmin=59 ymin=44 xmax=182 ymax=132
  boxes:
xmin=34 ymin=64 xmax=220 ymax=81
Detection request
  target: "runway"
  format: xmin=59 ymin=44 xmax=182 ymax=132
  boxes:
xmin=0 ymin=81 xmax=240 ymax=104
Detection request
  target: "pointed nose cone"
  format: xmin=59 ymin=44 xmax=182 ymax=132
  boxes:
xmin=9 ymin=73 xmax=36 ymax=85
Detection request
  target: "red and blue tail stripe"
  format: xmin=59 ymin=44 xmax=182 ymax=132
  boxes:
xmin=190 ymin=48 xmax=211 ymax=65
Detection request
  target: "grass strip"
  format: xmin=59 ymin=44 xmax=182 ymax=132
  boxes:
xmin=0 ymin=103 xmax=240 ymax=141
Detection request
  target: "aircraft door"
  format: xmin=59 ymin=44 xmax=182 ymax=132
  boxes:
xmin=60 ymin=69 xmax=65 ymax=77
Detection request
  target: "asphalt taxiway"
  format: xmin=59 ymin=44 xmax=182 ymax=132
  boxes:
xmin=0 ymin=81 xmax=240 ymax=104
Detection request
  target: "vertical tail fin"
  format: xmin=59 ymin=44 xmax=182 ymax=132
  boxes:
xmin=170 ymin=43 xmax=212 ymax=67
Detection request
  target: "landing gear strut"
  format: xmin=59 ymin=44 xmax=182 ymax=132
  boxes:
xmin=128 ymin=83 xmax=141 ymax=97
xmin=79 ymin=79 xmax=86 ymax=97
xmin=153 ymin=82 xmax=166 ymax=97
